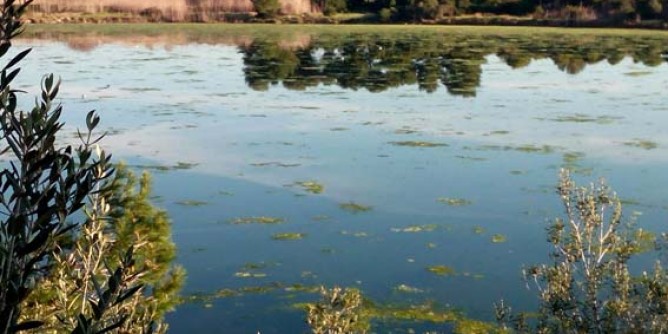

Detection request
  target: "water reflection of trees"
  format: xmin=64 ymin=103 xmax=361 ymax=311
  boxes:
xmin=241 ymin=34 xmax=668 ymax=96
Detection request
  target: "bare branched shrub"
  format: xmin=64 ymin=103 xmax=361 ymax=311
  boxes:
xmin=307 ymin=286 xmax=368 ymax=334
xmin=497 ymin=169 xmax=668 ymax=334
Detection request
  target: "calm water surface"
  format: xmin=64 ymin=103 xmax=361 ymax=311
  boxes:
xmin=15 ymin=25 xmax=668 ymax=333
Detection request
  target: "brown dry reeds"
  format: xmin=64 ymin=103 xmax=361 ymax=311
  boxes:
xmin=30 ymin=0 xmax=317 ymax=20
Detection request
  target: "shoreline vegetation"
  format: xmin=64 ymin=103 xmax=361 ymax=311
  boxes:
xmin=23 ymin=0 xmax=668 ymax=29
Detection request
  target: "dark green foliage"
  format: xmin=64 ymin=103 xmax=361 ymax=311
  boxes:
xmin=0 ymin=1 xmax=153 ymax=332
xmin=324 ymin=0 xmax=349 ymax=15
xmin=252 ymin=0 xmax=281 ymax=18
xmin=323 ymin=0 xmax=666 ymax=24
xmin=108 ymin=165 xmax=185 ymax=317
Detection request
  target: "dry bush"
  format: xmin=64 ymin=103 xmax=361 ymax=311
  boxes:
xmin=307 ymin=287 xmax=368 ymax=334
xmin=497 ymin=169 xmax=668 ymax=334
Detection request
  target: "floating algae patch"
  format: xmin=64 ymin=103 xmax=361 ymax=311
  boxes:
xmin=468 ymin=144 xmax=556 ymax=154
xmin=487 ymin=130 xmax=510 ymax=136
xmin=234 ymin=271 xmax=268 ymax=278
xmin=272 ymin=232 xmax=306 ymax=240
xmin=339 ymin=201 xmax=373 ymax=213
xmin=330 ymin=127 xmax=349 ymax=131
xmin=624 ymin=71 xmax=653 ymax=77
xmin=129 ymin=164 xmax=171 ymax=172
xmin=295 ymin=295 xmax=504 ymax=331
xmin=173 ymin=161 xmax=199 ymax=170
xmin=389 ymin=141 xmax=448 ymax=148
xmin=120 ymin=87 xmax=161 ymax=92
xmin=250 ymin=161 xmax=302 ymax=168
xmin=365 ymin=301 xmax=463 ymax=324
xmin=185 ymin=282 xmax=322 ymax=305
xmin=514 ymin=144 xmax=556 ymax=154
xmin=455 ymin=155 xmax=487 ymax=162
xmin=472 ymin=226 xmax=485 ymax=234
xmin=426 ymin=265 xmax=456 ymax=276
xmin=130 ymin=162 xmax=198 ymax=172
xmin=390 ymin=224 xmax=438 ymax=233
xmin=312 ymin=215 xmax=330 ymax=222
xmin=453 ymin=318 xmax=502 ymax=334
xmin=394 ymin=284 xmax=424 ymax=294
xmin=294 ymin=180 xmax=325 ymax=194
xmin=624 ymin=139 xmax=658 ymax=150
xmin=563 ymin=151 xmax=585 ymax=165
xmin=491 ymin=234 xmax=507 ymax=243
xmin=549 ymin=114 xmax=620 ymax=124
xmin=175 ymin=200 xmax=208 ymax=207
xmin=241 ymin=262 xmax=273 ymax=270
xmin=561 ymin=152 xmax=593 ymax=175
xmin=232 ymin=216 xmax=285 ymax=224
xmin=437 ymin=197 xmax=472 ymax=207
xmin=341 ymin=230 xmax=369 ymax=238
xmin=394 ymin=127 xmax=420 ymax=135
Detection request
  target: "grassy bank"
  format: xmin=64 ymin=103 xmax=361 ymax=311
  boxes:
xmin=21 ymin=22 xmax=668 ymax=38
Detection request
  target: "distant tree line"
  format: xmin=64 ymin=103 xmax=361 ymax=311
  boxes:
xmin=314 ymin=0 xmax=668 ymax=23
xmin=25 ymin=0 xmax=668 ymax=23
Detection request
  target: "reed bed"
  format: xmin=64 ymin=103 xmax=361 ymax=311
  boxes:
xmin=30 ymin=0 xmax=316 ymax=19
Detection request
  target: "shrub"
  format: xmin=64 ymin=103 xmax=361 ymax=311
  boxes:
xmin=497 ymin=169 xmax=668 ymax=333
xmin=307 ymin=286 xmax=369 ymax=334
xmin=0 ymin=0 xmax=181 ymax=332
xmin=20 ymin=166 xmax=185 ymax=333
xmin=252 ymin=0 xmax=281 ymax=18
xmin=379 ymin=7 xmax=394 ymax=21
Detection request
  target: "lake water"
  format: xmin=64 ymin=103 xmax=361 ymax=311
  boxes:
xmin=15 ymin=24 xmax=668 ymax=333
